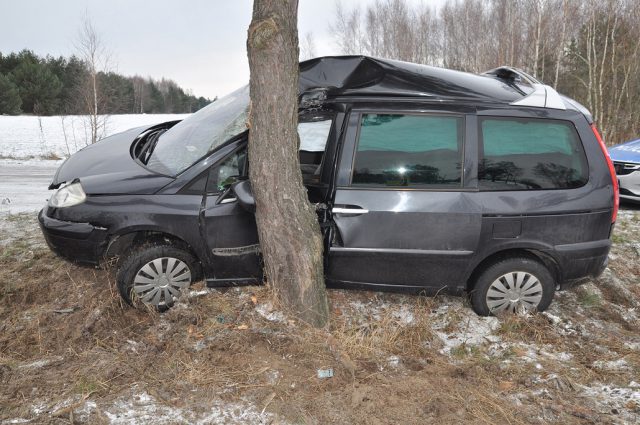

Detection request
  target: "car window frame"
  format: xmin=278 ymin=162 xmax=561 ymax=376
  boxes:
xmin=346 ymin=111 xmax=467 ymax=191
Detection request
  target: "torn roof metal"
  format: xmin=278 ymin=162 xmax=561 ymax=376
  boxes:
xmin=298 ymin=56 xmax=528 ymax=104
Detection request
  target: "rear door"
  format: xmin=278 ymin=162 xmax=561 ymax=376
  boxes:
xmin=326 ymin=108 xmax=482 ymax=290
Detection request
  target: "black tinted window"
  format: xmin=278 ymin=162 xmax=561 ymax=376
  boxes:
xmin=352 ymin=114 xmax=463 ymax=188
xmin=479 ymin=118 xmax=588 ymax=190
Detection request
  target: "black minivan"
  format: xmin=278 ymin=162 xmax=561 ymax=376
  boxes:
xmin=39 ymin=56 xmax=619 ymax=316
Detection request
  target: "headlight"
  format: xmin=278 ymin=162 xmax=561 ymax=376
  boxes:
xmin=49 ymin=181 xmax=87 ymax=208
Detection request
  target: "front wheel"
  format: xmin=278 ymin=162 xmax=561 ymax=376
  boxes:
xmin=116 ymin=245 xmax=197 ymax=311
xmin=470 ymin=257 xmax=555 ymax=316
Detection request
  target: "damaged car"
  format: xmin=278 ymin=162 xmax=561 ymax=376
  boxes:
xmin=39 ymin=56 xmax=618 ymax=316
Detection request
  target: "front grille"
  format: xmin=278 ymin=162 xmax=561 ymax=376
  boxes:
xmin=613 ymin=161 xmax=640 ymax=176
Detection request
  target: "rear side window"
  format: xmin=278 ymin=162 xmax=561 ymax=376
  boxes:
xmin=479 ymin=118 xmax=588 ymax=190
xmin=352 ymin=114 xmax=463 ymax=188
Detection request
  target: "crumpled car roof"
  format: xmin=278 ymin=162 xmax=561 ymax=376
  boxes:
xmin=298 ymin=56 xmax=525 ymax=103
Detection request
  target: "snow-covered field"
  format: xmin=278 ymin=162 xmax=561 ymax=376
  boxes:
xmin=0 ymin=114 xmax=188 ymax=159
xmin=0 ymin=114 xmax=188 ymax=215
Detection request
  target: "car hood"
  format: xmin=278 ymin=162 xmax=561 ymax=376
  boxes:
xmin=609 ymin=138 xmax=640 ymax=164
xmin=50 ymin=125 xmax=175 ymax=195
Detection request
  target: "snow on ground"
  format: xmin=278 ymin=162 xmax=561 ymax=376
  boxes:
xmin=103 ymin=388 xmax=274 ymax=425
xmin=0 ymin=114 xmax=187 ymax=160
xmin=0 ymin=159 xmax=61 ymax=215
xmin=0 ymin=114 xmax=188 ymax=215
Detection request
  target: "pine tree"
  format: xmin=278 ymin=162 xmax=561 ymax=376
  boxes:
xmin=0 ymin=73 xmax=22 ymax=115
xmin=9 ymin=60 xmax=62 ymax=115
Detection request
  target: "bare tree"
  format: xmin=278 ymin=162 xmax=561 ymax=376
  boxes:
xmin=300 ymin=31 xmax=317 ymax=60
xmin=329 ymin=0 xmax=640 ymax=144
xmin=75 ymin=15 xmax=110 ymax=145
xmin=247 ymin=0 xmax=330 ymax=327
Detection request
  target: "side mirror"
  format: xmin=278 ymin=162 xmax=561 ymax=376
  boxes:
xmin=231 ymin=180 xmax=256 ymax=213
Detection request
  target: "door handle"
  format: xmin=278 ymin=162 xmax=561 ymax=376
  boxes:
xmin=332 ymin=207 xmax=369 ymax=214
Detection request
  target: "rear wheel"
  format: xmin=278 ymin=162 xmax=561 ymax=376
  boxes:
xmin=117 ymin=245 xmax=196 ymax=311
xmin=470 ymin=257 xmax=555 ymax=316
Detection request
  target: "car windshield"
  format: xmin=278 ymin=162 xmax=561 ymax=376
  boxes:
xmin=146 ymin=85 xmax=249 ymax=175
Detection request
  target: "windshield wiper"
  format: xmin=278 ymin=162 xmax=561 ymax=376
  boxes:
xmin=137 ymin=129 xmax=167 ymax=164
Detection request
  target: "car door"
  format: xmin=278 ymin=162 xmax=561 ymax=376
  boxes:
xmin=201 ymin=147 xmax=262 ymax=284
xmin=202 ymin=115 xmax=337 ymax=284
xmin=326 ymin=109 xmax=482 ymax=291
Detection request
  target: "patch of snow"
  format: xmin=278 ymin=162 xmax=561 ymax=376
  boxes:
xmin=1 ymin=419 xmax=31 ymax=424
xmin=18 ymin=356 xmax=64 ymax=369
xmin=74 ymin=400 xmax=97 ymax=423
xmin=592 ymin=358 xmax=630 ymax=371
xmin=580 ymin=383 xmax=640 ymax=421
xmin=30 ymin=401 xmax=47 ymax=415
xmin=543 ymin=304 xmax=583 ymax=336
xmin=188 ymin=289 xmax=212 ymax=298
xmin=104 ymin=389 xmax=274 ymax=425
xmin=430 ymin=304 xmax=500 ymax=355
xmin=265 ymin=369 xmax=281 ymax=385
xmin=193 ymin=339 xmax=207 ymax=352
xmin=392 ymin=306 xmax=415 ymax=325
xmin=624 ymin=342 xmax=640 ymax=351
xmin=255 ymin=302 xmax=286 ymax=323
xmin=126 ymin=340 xmax=140 ymax=354
xmin=386 ymin=355 xmax=401 ymax=368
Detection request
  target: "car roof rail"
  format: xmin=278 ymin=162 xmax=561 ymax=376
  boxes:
xmin=483 ymin=66 xmax=566 ymax=110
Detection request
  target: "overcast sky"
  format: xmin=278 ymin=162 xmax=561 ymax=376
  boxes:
xmin=0 ymin=0 xmax=444 ymax=99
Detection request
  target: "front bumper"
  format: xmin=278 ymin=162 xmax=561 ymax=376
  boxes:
xmin=616 ymin=165 xmax=640 ymax=202
xmin=38 ymin=208 xmax=109 ymax=265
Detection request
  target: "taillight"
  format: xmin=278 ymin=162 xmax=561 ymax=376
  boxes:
xmin=591 ymin=124 xmax=619 ymax=223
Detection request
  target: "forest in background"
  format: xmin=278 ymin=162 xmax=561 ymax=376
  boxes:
xmin=2 ymin=0 xmax=638 ymax=146
xmin=0 ymin=49 xmax=212 ymax=116
xmin=331 ymin=0 xmax=640 ymax=145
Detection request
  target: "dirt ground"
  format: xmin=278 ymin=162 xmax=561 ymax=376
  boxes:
xmin=0 ymin=205 xmax=639 ymax=424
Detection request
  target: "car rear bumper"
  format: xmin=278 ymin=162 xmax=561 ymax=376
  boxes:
xmin=38 ymin=208 xmax=108 ymax=265
xmin=554 ymin=239 xmax=611 ymax=289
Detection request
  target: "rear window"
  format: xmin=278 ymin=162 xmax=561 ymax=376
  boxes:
xmin=479 ymin=118 xmax=588 ymax=190
xmin=352 ymin=113 xmax=463 ymax=188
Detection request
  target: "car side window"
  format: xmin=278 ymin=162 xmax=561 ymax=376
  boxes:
xmin=206 ymin=149 xmax=247 ymax=193
xmin=351 ymin=113 xmax=463 ymax=188
xmin=299 ymin=119 xmax=332 ymax=183
xmin=478 ymin=118 xmax=588 ymax=190
xmin=204 ymin=119 xmax=333 ymax=194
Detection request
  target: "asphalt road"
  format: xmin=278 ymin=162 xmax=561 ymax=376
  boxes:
xmin=0 ymin=160 xmax=58 ymax=214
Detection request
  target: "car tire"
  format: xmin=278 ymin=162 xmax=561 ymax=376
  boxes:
xmin=470 ymin=257 xmax=555 ymax=316
xmin=116 ymin=244 xmax=197 ymax=311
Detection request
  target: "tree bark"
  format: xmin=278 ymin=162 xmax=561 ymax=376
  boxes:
xmin=246 ymin=0 xmax=329 ymax=328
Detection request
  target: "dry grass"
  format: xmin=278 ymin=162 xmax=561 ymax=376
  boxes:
xmin=1 ymin=209 xmax=639 ymax=423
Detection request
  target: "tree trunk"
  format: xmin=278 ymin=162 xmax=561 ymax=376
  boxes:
xmin=246 ymin=0 xmax=329 ymax=328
